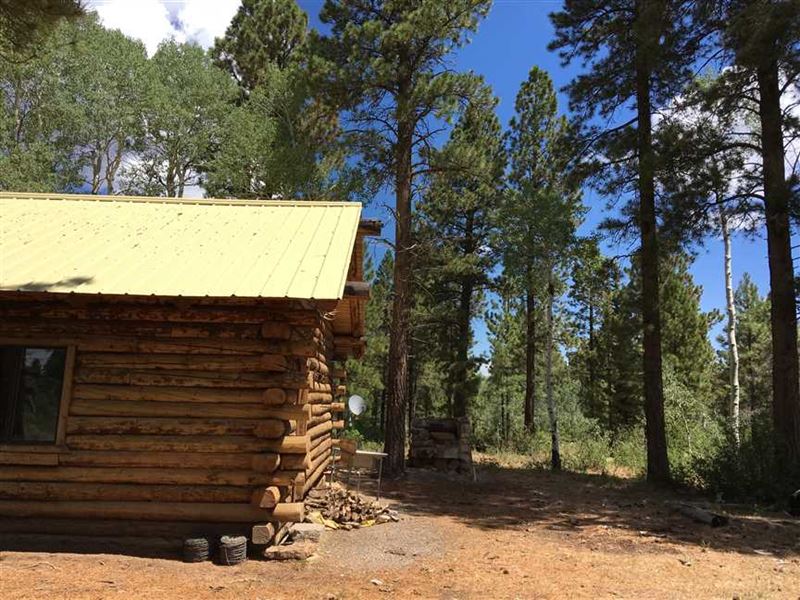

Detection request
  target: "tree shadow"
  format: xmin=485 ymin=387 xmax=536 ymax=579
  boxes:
xmin=13 ymin=276 xmax=94 ymax=292
xmin=0 ymin=533 xmax=181 ymax=559
xmin=0 ymin=521 xmax=253 ymax=561
xmin=359 ymin=463 xmax=800 ymax=558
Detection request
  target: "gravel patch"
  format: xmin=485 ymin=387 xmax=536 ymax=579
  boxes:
xmin=317 ymin=514 xmax=446 ymax=570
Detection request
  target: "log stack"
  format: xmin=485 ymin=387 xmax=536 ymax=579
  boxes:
xmin=408 ymin=417 xmax=473 ymax=474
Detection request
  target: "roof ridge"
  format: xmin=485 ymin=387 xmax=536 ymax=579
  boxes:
xmin=0 ymin=191 xmax=361 ymax=208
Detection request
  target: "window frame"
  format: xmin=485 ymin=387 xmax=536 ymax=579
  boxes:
xmin=0 ymin=342 xmax=74 ymax=451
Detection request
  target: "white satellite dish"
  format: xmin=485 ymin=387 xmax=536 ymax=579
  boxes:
xmin=348 ymin=394 xmax=367 ymax=416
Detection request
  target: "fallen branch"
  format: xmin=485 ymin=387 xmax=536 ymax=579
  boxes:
xmin=675 ymin=503 xmax=729 ymax=527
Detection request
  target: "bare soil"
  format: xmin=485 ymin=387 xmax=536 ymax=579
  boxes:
xmin=1 ymin=459 xmax=798 ymax=599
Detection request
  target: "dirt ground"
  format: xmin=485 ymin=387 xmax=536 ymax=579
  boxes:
xmin=1 ymin=459 xmax=799 ymax=600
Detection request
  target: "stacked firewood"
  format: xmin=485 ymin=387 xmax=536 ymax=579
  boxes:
xmin=304 ymin=484 xmax=399 ymax=529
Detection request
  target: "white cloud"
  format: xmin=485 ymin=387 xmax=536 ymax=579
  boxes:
xmin=177 ymin=0 xmax=240 ymax=49
xmin=88 ymin=0 xmax=239 ymax=56
xmin=89 ymin=0 xmax=181 ymax=55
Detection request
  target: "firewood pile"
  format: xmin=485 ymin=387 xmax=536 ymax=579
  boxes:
xmin=408 ymin=417 xmax=473 ymax=473
xmin=304 ymin=484 xmax=399 ymax=530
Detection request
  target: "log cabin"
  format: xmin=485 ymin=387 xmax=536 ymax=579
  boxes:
xmin=0 ymin=191 xmax=380 ymax=550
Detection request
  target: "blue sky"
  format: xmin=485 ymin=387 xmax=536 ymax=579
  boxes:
xmin=299 ymin=0 xmax=772 ymax=355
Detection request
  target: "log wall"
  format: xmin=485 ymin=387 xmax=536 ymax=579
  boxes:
xmin=0 ymin=294 xmax=344 ymax=543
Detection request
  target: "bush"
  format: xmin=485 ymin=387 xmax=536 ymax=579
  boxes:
xmin=689 ymin=417 xmax=800 ymax=504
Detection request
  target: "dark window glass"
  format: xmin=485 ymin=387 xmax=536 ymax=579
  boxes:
xmin=0 ymin=346 xmax=66 ymax=443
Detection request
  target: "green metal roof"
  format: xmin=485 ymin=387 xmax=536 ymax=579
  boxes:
xmin=0 ymin=192 xmax=362 ymax=300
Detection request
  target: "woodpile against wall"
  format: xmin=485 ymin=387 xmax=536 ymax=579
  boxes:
xmin=0 ymin=293 xmax=345 ymax=543
xmin=408 ymin=417 xmax=473 ymax=474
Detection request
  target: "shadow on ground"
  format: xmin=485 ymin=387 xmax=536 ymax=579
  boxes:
xmin=359 ymin=461 xmax=800 ymax=559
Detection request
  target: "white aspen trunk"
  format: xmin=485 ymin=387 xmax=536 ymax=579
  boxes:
xmin=719 ymin=206 xmax=741 ymax=447
xmin=546 ymin=270 xmax=561 ymax=470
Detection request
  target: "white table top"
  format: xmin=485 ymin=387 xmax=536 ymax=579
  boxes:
xmin=355 ymin=450 xmax=388 ymax=458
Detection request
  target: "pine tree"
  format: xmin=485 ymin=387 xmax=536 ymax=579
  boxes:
xmin=569 ymin=241 xmax=621 ymax=423
xmin=212 ymin=0 xmax=308 ymax=91
xmin=312 ymin=0 xmax=492 ymax=475
xmin=706 ymin=0 xmax=800 ymax=466
xmin=549 ymin=0 xmax=704 ymax=482
xmin=733 ymin=274 xmax=772 ymax=440
xmin=499 ymin=66 xmax=581 ymax=468
xmin=416 ymin=89 xmax=505 ymax=418
xmin=501 ymin=66 xmax=568 ymax=434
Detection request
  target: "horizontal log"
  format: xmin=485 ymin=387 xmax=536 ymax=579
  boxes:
xmin=303 ymin=455 xmax=331 ymax=495
xmin=267 ymin=471 xmax=306 ymax=488
xmin=77 ymin=352 xmax=290 ymax=373
xmin=307 ymin=391 xmax=334 ymax=404
xmin=0 ymin=334 xmax=315 ymax=357
xmin=72 ymin=384 xmax=264 ymax=404
xmin=311 ymin=403 xmax=332 ymax=416
xmin=265 ymin=420 xmax=300 ymax=438
xmin=279 ymin=454 xmax=310 ymax=471
xmin=69 ymin=398 xmax=306 ymax=422
xmin=66 ymin=416 xmax=288 ymax=438
xmin=332 ymin=420 xmax=345 ymax=430
xmin=310 ymin=438 xmax=333 ymax=462
xmin=59 ymin=450 xmax=277 ymax=470
xmin=0 ymin=466 xmax=271 ymax=486
xmin=0 ymin=301 xmax=318 ymax=325
xmin=0 ymin=500 xmax=296 ymax=523
xmin=261 ymin=388 xmax=305 ymax=406
xmin=0 ymin=452 xmax=59 ymax=466
xmin=307 ymin=357 xmax=329 ymax=375
xmin=0 ymin=481 xmax=252 ymax=503
xmin=260 ymin=322 xmax=292 ymax=340
xmin=309 ymin=412 xmax=332 ymax=428
xmin=262 ymin=388 xmax=285 ymax=405
xmin=74 ymin=367 xmax=307 ymax=389
xmin=250 ymin=486 xmax=281 ymax=509
xmin=65 ymin=434 xmax=280 ymax=454
xmin=271 ymin=502 xmax=304 ymax=523
xmin=251 ymin=522 xmax=277 ymax=545
xmin=251 ymin=454 xmax=280 ymax=473
xmin=307 ymin=448 xmax=331 ymax=477
xmin=307 ymin=420 xmax=333 ymax=440
xmin=0 ymin=317 xmax=264 ymax=340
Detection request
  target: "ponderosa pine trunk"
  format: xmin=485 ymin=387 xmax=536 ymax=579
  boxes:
xmin=453 ymin=279 xmax=473 ymax=418
xmin=383 ymin=97 xmax=414 ymax=477
xmin=546 ymin=273 xmax=561 ymax=470
xmin=719 ymin=205 xmax=741 ymax=447
xmin=524 ymin=271 xmax=537 ymax=432
xmin=453 ymin=212 xmax=476 ymax=419
xmin=635 ymin=0 xmax=670 ymax=483
xmin=756 ymin=60 xmax=800 ymax=466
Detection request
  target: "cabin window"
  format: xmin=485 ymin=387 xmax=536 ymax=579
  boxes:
xmin=0 ymin=346 xmax=66 ymax=443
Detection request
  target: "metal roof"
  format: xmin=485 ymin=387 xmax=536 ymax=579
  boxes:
xmin=0 ymin=192 xmax=362 ymax=300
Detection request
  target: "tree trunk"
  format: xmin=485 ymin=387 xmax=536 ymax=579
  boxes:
xmin=453 ymin=211 xmax=476 ymax=419
xmin=587 ymin=292 xmax=597 ymax=417
xmin=719 ymin=205 xmax=741 ymax=447
xmin=546 ymin=273 xmax=561 ymax=471
xmin=453 ymin=278 xmax=473 ymax=419
xmin=524 ymin=273 xmax=537 ymax=433
xmin=383 ymin=111 xmax=414 ymax=477
xmin=90 ymin=152 xmax=103 ymax=194
xmin=757 ymin=61 xmax=800 ymax=466
xmin=635 ymin=0 xmax=670 ymax=483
